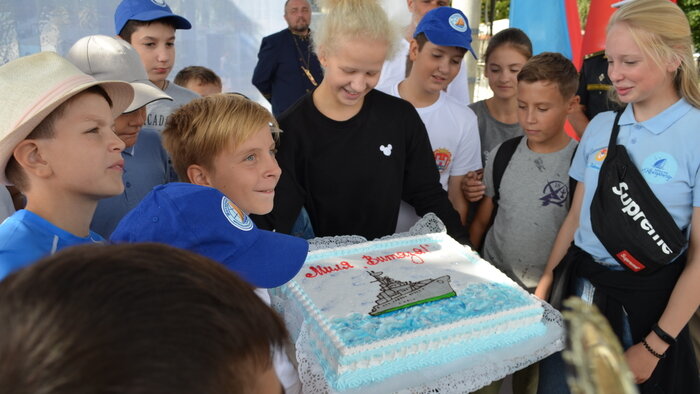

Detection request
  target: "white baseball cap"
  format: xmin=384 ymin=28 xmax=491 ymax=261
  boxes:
xmin=66 ymin=35 xmax=172 ymax=113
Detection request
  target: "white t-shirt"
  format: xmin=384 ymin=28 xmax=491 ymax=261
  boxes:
xmin=377 ymin=38 xmax=471 ymax=105
xmin=254 ymin=288 xmax=302 ymax=394
xmin=379 ymin=83 xmax=481 ymax=232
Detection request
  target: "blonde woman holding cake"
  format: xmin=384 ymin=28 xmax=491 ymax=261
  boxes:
xmin=254 ymin=0 xmax=469 ymax=244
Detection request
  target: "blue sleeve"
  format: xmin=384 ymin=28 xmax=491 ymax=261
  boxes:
xmin=569 ymin=111 xmax=613 ymax=182
xmin=569 ymin=137 xmax=588 ymax=182
xmin=252 ymin=36 xmax=276 ymax=99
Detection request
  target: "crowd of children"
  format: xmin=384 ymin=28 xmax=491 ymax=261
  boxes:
xmin=0 ymin=0 xmax=699 ymax=392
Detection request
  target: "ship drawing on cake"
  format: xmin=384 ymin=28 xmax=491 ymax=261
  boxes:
xmin=367 ymin=270 xmax=456 ymax=316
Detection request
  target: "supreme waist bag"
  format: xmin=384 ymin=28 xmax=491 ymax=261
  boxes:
xmin=589 ymin=112 xmax=686 ymax=275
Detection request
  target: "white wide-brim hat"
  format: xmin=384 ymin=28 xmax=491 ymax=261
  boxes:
xmin=0 ymin=52 xmax=134 ymax=185
xmin=66 ymin=35 xmax=172 ymax=113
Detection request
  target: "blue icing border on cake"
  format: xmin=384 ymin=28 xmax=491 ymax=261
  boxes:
xmin=331 ymin=283 xmax=530 ymax=347
xmin=318 ymin=318 xmax=547 ymax=391
xmin=326 ymin=307 xmax=542 ymax=366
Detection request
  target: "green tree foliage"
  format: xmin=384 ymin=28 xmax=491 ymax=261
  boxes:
xmin=578 ymin=0 xmax=590 ymax=28
xmin=678 ymin=0 xmax=700 ymax=51
xmin=480 ymin=0 xmax=588 ymax=23
xmin=480 ymin=0 xmax=509 ymax=23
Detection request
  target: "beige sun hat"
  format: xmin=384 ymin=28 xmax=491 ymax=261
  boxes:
xmin=66 ymin=35 xmax=172 ymax=113
xmin=0 ymin=52 xmax=134 ymax=185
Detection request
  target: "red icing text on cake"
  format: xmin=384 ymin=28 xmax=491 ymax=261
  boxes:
xmin=305 ymin=261 xmax=355 ymax=278
xmin=363 ymin=244 xmax=430 ymax=265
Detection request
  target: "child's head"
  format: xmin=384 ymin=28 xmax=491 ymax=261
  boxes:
xmin=0 ymin=242 xmax=288 ymax=394
xmin=115 ymin=0 xmax=191 ymax=86
xmin=314 ymin=0 xmax=399 ymax=108
xmin=407 ymin=0 xmax=451 ymax=26
xmin=162 ymin=94 xmax=280 ymax=215
xmin=483 ymin=28 xmax=533 ymax=100
xmin=66 ymin=35 xmax=173 ymax=148
xmin=606 ymin=0 xmax=700 ymax=108
xmin=0 ymin=52 xmax=133 ymax=195
xmin=174 ymin=66 xmax=223 ymax=97
xmin=516 ymin=52 xmax=578 ymax=144
xmin=408 ymin=7 xmax=476 ymax=94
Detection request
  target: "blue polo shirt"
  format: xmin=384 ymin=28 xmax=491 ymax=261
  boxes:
xmin=0 ymin=210 xmax=104 ymax=280
xmin=91 ymin=129 xmax=175 ymax=238
xmin=571 ymin=98 xmax=700 ymax=267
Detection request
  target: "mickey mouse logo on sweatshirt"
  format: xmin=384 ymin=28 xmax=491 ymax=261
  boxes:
xmin=379 ymin=144 xmax=393 ymax=156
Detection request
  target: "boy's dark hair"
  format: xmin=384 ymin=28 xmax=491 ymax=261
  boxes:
xmin=119 ymin=18 xmax=179 ymax=43
xmin=484 ymin=27 xmax=533 ymax=64
xmin=415 ymin=33 xmax=429 ymax=51
xmin=6 ymin=86 xmax=112 ymax=191
xmin=0 ymin=243 xmax=288 ymax=394
xmin=174 ymin=66 xmax=222 ymax=87
xmin=518 ymin=52 xmax=579 ymax=99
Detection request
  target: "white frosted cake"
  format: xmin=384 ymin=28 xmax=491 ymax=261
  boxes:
xmin=276 ymin=232 xmax=546 ymax=391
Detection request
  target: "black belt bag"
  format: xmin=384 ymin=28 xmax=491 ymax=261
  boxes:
xmin=590 ymin=111 xmax=686 ymax=275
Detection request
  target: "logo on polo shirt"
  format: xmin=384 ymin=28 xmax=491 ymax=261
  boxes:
xmin=588 ymin=148 xmax=607 ymax=170
xmin=434 ymin=148 xmax=452 ymax=173
xmin=449 ymin=14 xmax=468 ymax=32
xmin=595 ymin=148 xmax=607 ymax=162
xmin=221 ymin=197 xmax=253 ymax=231
xmin=641 ymin=152 xmax=677 ymax=184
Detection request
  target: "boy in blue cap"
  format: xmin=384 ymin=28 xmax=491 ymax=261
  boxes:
xmin=115 ymin=0 xmax=199 ymax=132
xmin=111 ymin=94 xmax=307 ymax=394
xmin=111 ymin=183 xmax=308 ymax=291
xmin=379 ymin=6 xmax=481 ymax=232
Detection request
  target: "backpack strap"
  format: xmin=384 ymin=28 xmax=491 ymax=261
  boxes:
xmin=492 ymin=135 xmax=524 ymax=206
xmin=488 ymin=135 xmax=523 ymax=225
xmin=569 ymin=144 xmax=578 ymax=206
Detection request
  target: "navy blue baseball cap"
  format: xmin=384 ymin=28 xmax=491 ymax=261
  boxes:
xmin=115 ymin=0 xmax=192 ymax=36
xmin=110 ymin=183 xmax=309 ymax=289
xmin=414 ymin=7 xmax=477 ymax=59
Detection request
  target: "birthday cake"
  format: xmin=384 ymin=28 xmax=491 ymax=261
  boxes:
xmin=276 ymin=232 xmax=546 ymax=391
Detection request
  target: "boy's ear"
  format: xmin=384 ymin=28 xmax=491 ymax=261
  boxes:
xmin=565 ymin=94 xmax=580 ymax=114
xmin=408 ymin=39 xmax=420 ymax=62
xmin=12 ymin=140 xmax=52 ymax=179
xmin=187 ymin=164 xmax=212 ymax=186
